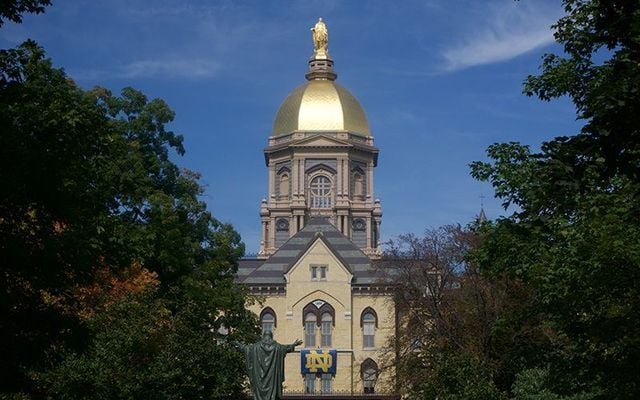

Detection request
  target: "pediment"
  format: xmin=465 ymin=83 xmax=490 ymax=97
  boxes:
xmin=290 ymin=135 xmax=353 ymax=148
xmin=284 ymin=236 xmax=353 ymax=284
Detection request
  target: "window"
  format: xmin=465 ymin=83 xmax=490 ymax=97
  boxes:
xmin=311 ymin=265 xmax=326 ymax=281
xmin=303 ymin=301 xmax=335 ymax=348
xmin=304 ymin=374 xmax=316 ymax=393
xmin=321 ymin=313 xmax=332 ymax=347
xmin=279 ymin=173 xmax=289 ymax=198
xmin=361 ymin=359 xmax=378 ymax=394
xmin=362 ymin=309 xmax=377 ymax=348
xmin=353 ymin=172 xmax=363 ymax=197
xmin=310 ymin=175 xmax=332 ymax=208
xmin=305 ymin=313 xmax=317 ymax=347
xmin=321 ymin=374 xmax=332 ymax=393
xmin=305 ymin=374 xmax=333 ymax=394
xmin=260 ymin=308 xmax=276 ymax=334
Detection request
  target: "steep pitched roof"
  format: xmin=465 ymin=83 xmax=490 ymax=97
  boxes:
xmin=237 ymin=217 xmax=390 ymax=286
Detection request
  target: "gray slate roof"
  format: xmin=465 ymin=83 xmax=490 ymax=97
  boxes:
xmin=237 ymin=217 xmax=392 ymax=286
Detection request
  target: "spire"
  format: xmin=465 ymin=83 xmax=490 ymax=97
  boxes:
xmin=477 ymin=195 xmax=487 ymax=223
xmin=306 ymin=17 xmax=337 ymax=81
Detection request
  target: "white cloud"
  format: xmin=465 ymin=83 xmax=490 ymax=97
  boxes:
xmin=70 ymin=58 xmax=220 ymax=82
xmin=121 ymin=58 xmax=220 ymax=79
xmin=441 ymin=2 xmax=561 ymax=72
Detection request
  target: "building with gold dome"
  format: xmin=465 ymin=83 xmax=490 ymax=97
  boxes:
xmin=237 ymin=18 xmax=398 ymax=399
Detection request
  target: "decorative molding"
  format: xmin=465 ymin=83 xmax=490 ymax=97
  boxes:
xmin=302 ymin=300 xmax=336 ymax=327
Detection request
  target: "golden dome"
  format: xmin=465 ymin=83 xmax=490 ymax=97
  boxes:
xmin=271 ymin=79 xmax=371 ymax=137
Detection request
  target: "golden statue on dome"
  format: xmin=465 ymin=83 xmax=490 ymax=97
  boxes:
xmin=311 ymin=17 xmax=329 ymax=58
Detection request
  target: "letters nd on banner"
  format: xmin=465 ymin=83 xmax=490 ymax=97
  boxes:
xmin=300 ymin=349 xmax=337 ymax=375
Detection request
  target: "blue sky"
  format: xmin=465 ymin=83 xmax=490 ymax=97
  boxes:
xmin=1 ymin=0 xmax=582 ymax=253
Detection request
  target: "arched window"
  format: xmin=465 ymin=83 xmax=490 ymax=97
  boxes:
xmin=279 ymin=173 xmax=290 ymax=198
xmin=353 ymin=172 xmax=363 ymax=197
xmin=361 ymin=358 xmax=378 ymax=394
xmin=321 ymin=312 xmax=332 ymax=347
xmin=305 ymin=312 xmax=317 ymax=347
xmin=310 ymin=175 xmax=332 ymax=208
xmin=361 ymin=307 xmax=378 ymax=348
xmin=260 ymin=308 xmax=276 ymax=334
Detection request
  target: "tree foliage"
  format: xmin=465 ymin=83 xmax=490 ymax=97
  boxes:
xmin=0 ymin=0 xmax=50 ymax=26
xmin=0 ymin=41 xmax=257 ymax=398
xmin=470 ymin=1 xmax=640 ymax=399
xmin=383 ymin=226 xmax=537 ymax=399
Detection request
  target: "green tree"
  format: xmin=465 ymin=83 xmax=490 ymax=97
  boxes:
xmin=470 ymin=1 xmax=640 ymax=398
xmin=0 ymin=0 xmax=50 ymax=26
xmin=38 ymin=290 xmax=251 ymax=400
xmin=383 ymin=226 xmax=536 ymax=399
xmin=512 ymin=368 xmax=598 ymax=400
xmin=0 ymin=41 xmax=257 ymax=398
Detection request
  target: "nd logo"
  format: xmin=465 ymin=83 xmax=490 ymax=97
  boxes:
xmin=305 ymin=350 xmax=333 ymax=373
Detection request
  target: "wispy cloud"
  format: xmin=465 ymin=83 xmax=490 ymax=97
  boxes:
xmin=71 ymin=58 xmax=220 ymax=81
xmin=63 ymin=1 xmax=286 ymax=82
xmin=441 ymin=2 xmax=561 ymax=72
xmin=121 ymin=58 xmax=220 ymax=79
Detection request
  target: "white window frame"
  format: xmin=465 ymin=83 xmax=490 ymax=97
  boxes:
xmin=261 ymin=312 xmax=275 ymax=334
xmin=309 ymin=175 xmax=333 ymax=209
xmin=363 ymin=312 xmax=376 ymax=348
xmin=305 ymin=313 xmax=317 ymax=347
xmin=321 ymin=312 xmax=332 ymax=347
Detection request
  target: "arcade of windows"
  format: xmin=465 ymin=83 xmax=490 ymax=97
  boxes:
xmin=259 ymin=303 xmax=379 ymax=394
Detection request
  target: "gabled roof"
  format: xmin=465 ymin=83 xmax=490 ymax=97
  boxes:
xmin=237 ymin=217 xmax=391 ymax=286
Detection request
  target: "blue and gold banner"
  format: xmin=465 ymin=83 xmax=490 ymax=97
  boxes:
xmin=300 ymin=349 xmax=337 ymax=375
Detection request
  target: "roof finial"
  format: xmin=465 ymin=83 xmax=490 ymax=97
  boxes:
xmin=311 ymin=17 xmax=329 ymax=59
xmin=306 ymin=18 xmax=337 ymax=81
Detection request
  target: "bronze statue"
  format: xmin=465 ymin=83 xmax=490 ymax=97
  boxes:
xmin=236 ymin=332 xmax=303 ymax=400
xmin=311 ymin=17 xmax=328 ymax=58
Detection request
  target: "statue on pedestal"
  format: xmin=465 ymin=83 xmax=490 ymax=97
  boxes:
xmin=311 ymin=17 xmax=329 ymax=58
xmin=236 ymin=332 xmax=303 ymax=400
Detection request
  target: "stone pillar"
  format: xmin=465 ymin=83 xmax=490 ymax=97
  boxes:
xmin=367 ymin=161 xmax=374 ymax=201
xmin=268 ymin=161 xmax=276 ymax=205
xmin=291 ymin=157 xmax=299 ymax=196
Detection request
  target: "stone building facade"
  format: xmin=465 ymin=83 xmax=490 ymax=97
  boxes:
xmin=237 ymin=19 xmax=398 ymax=399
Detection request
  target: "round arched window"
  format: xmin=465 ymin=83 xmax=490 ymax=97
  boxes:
xmin=310 ymin=176 xmax=332 ymax=208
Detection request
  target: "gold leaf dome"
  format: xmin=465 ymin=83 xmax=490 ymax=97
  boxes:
xmin=271 ymin=79 xmax=371 ymax=137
